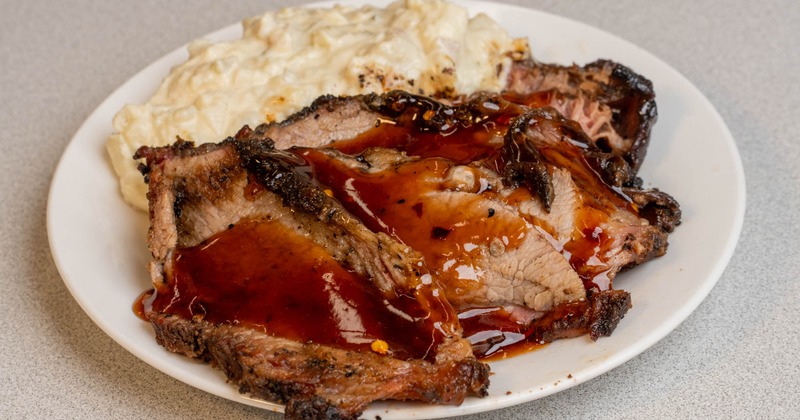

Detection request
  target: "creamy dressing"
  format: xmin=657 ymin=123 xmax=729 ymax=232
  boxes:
xmin=107 ymin=0 xmax=529 ymax=210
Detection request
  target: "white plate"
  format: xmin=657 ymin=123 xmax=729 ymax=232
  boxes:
xmin=47 ymin=1 xmax=745 ymax=418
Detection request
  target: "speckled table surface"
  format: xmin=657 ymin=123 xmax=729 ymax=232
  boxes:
xmin=2 ymin=0 xmax=798 ymax=418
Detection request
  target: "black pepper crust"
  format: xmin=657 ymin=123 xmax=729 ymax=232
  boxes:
xmin=232 ymin=137 xmax=327 ymax=216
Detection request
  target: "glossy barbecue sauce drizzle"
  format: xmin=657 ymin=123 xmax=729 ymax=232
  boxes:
xmin=136 ymin=218 xmax=448 ymax=362
xmin=303 ymin=148 xmax=533 ymax=307
xmin=135 ymin=94 xmax=640 ymax=360
xmin=295 ymin=94 xmax=639 ymax=358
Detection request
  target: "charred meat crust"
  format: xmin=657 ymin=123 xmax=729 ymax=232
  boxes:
xmin=233 ymin=137 xmax=327 ymax=215
xmin=262 ymin=94 xmax=367 ymax=130
xmin=624 ymin=187 xmax=682 ymax=233
xmin=587 ymin=289 xmax=633 ymax=339
xmin=502 ymin=115 xmax=554 ymax=211
xmin=149 ymin=313 xmax=489 ymax=420
xmin=525 ymin=289 xmax=632 ymax=343
xmin=506 ymin=59 xmax=657 ymax=173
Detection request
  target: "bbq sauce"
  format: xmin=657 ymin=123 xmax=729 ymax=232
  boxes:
xmin=135 ymin=93 xmax=644 ymax=361
xmin=292 ymin=94 xmax=642 ymax=358
xmin=308 ymin=104 xmax=628 ymax=294
xmin=137 ymin=217 xmax=446 ymax=361
xmin=457 ymin=298 xmax=596 ymax=359
xmin=457 ymin=306 xmax=543 ymax=360
xmin=301 ymin=149 xmax=529 ymax=305
xmin=300 ymin=144 xmax=567 ymax=360
xmin=334 ymin=119 xmax=505 ymax=165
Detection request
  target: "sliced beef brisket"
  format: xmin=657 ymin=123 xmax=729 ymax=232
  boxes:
xmin=133 ymin=83 xmax=680 ymax=413
xmin=232 ymin=91 xmax=677 ymax=355
xmin=135 ymin=138 xmax=489 ymax=419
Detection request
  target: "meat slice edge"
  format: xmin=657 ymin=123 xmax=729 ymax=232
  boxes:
xmin=506 ymin=59 xmax=658 ymax=173
xmin=150 ymin=314 xmax=487 ymax=419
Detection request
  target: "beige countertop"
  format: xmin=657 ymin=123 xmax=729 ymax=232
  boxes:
xmin=2 ymin=0 xmax=798 ymax=418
